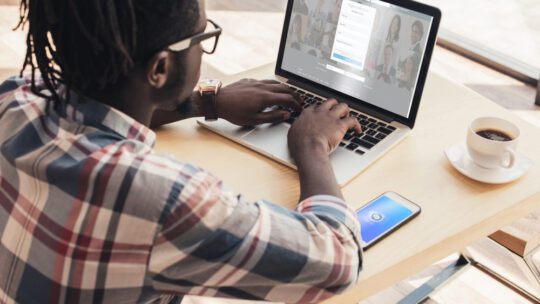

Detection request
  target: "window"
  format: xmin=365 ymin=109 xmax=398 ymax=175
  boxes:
xmin=421 ymin=0 xmax=540 ymax=104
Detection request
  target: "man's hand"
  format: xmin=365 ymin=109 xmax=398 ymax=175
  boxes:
xmin=216 ymin=79 xmax=303 ymax=126
xmin=288 ymin=99 xmax=362 ymax=159
xmin=287 ymin=99 xmax=362 ymax=201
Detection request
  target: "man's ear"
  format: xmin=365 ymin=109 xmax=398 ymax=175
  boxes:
xmin=146 ymin=51 xmax=171 ymax=89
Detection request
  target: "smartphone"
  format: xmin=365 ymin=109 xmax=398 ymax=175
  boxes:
xmin=357 ymin=192 xmax=421 ymax=249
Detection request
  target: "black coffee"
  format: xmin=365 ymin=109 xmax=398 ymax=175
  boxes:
xmin=476 ymin=129 xmax=513 ymax=142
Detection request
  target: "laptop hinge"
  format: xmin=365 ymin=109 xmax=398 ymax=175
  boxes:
xmin=285 ymin=79 xmax=395 ymax=123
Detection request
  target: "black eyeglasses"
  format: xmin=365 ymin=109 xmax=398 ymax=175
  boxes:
xmin=168 ymin=19 xmax=222 ymax=54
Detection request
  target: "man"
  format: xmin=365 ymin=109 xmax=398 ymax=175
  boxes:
xmin=409 ymin=20 xmax=425 ymax=55
xmin=0 ymin=0 xmax=362 ymax=303
xmin=376 ymin=45 xmax=397 ymax=84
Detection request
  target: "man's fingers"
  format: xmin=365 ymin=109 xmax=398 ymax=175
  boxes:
xmin=263 ymin=93 xmax=303 ymax=113
xmin=260 ymin=79 xmax=281 ymax=85
xmin=343 ymin=117 xmax=362 ymax=134
xmin=256 ymin=110 xmax=290 ymax=124
xmin=264 ymin=83 xmax=294 ymax=93
xmin=263 ymin=84 xmax=303 ymax=102
xmin=331 ymin=103 xmax=350 ymax=118
xmin=320 ymin=98 xmax=338 ymax=110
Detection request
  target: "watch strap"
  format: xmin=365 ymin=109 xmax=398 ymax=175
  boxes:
xmin=201 ymin=91 xmax=218 ymax=121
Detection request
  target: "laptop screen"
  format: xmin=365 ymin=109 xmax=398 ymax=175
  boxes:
xmin=281 ymin=0 xmax=434 ymax=118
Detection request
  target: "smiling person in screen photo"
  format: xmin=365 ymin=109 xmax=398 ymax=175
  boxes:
xmin=376 ymin=44 xmax=397 ymax=84
xmin=410 ymin=20 xmax=425 ymax=55
xmin=289 ymin=14 xmax=305 ymax=51
xmin=385 ymin=14 xmax=401 ymax=47
xmin=397 ymin=55 xmax=420 ymax=91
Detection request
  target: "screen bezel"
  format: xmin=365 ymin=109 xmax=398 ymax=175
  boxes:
xmin=275 ymin=0 xmax=442 ymax=128
xmin=356 ymin=191 xmax=421 ymax=249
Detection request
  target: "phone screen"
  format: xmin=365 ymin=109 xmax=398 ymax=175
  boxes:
xmin=357 ymin=194 xmax=415 ymax=245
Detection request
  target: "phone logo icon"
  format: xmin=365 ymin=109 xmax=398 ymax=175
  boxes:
xmin=369 ymin=211 xmax=384 ymax=222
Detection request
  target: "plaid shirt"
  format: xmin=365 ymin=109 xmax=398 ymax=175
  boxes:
xmin=0 ymin=76 xmax=362 ymax=304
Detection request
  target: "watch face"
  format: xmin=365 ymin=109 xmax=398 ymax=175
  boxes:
xmin=199 ymin=79 xmax=222 ymax=94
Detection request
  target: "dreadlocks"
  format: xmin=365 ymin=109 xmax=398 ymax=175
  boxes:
xmin=16 ymin=0 xmax=199 ymax=103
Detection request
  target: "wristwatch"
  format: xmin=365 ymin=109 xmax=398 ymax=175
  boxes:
xmin=198 ymin=79 xmax=222 ymax=121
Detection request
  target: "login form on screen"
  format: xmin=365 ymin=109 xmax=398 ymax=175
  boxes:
xmin=357 ymin=195 xmax=413 ymax=243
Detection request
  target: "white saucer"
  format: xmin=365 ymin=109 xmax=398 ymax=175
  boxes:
xmin=445 ymin=144 xmax=534 ymax=184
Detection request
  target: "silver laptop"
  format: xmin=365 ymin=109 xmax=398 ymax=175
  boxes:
xmin=199 ymin=0 xmax=441 ymax=186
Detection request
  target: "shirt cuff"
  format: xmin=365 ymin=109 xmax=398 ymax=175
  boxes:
xmin=296 ymin=195 xmax=361 ymax=248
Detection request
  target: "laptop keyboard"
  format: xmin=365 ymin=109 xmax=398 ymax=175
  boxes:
xmin=284 ymin=85 xmax=397 ymax=156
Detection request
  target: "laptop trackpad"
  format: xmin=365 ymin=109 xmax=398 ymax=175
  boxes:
xmin=243 ymin=123 xmax=292 ymax=162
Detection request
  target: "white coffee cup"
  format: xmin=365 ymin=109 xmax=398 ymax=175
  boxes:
xmin=466 ymin=117 xmax=520 ymax=169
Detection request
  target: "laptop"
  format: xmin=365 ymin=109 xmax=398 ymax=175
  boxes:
xmin=199 ymin=0 xmax=441 ymax=186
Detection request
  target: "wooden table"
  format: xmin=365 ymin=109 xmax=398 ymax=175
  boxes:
xmin=155 ymin=63 xmax=540 ymax=303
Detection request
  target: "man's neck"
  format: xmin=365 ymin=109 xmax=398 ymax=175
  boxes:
xmin=87 ymin=84 xmax=156 ymax=127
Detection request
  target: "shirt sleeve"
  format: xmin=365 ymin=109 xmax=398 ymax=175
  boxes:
xmin=148 ymin=168 xmax=362 ymax=303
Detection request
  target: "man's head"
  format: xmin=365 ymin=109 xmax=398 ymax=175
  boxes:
xmin=411 ymin=20 xmax=424 ymax=45
xmin=18 ymin=0 xmax=207 ymax=111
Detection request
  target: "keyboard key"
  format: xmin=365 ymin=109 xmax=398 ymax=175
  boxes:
xmin=351 ymin=138 xmax=374 ymax=149
xmin=377 ymin=122 xmax=386 ymax=126
xmin=362 ymin=135 xmax=380 ymax=145
xmin=375 ymin=133 xmax=386 ymax=140
xmin=368 ymin=118 xmax=377 ymax=123
xmin=355 ymin=150 xmax=365 ymax=155
xmin=346 ymin=143 xmax=359 ymax=151
xmin=378 ymin=126 xmax=394 ymax=135
xmin=359 ymin=114 xmax=367 ymax=119
xmin=339 ymin=142 xmax=346 ymax=147
xmin=344 ymin=133 xmax=354 ymax=140
xmin=368 ymin=123 xmax=379 ymax=129
xmin=387 ymin=126 xmax=397 ymax=131
xmin=367 ymin=130 xmax=377 ymax=136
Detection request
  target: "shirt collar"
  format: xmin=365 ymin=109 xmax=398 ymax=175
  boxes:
xmin=56 ymin=87 xmax=157 ymax=147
